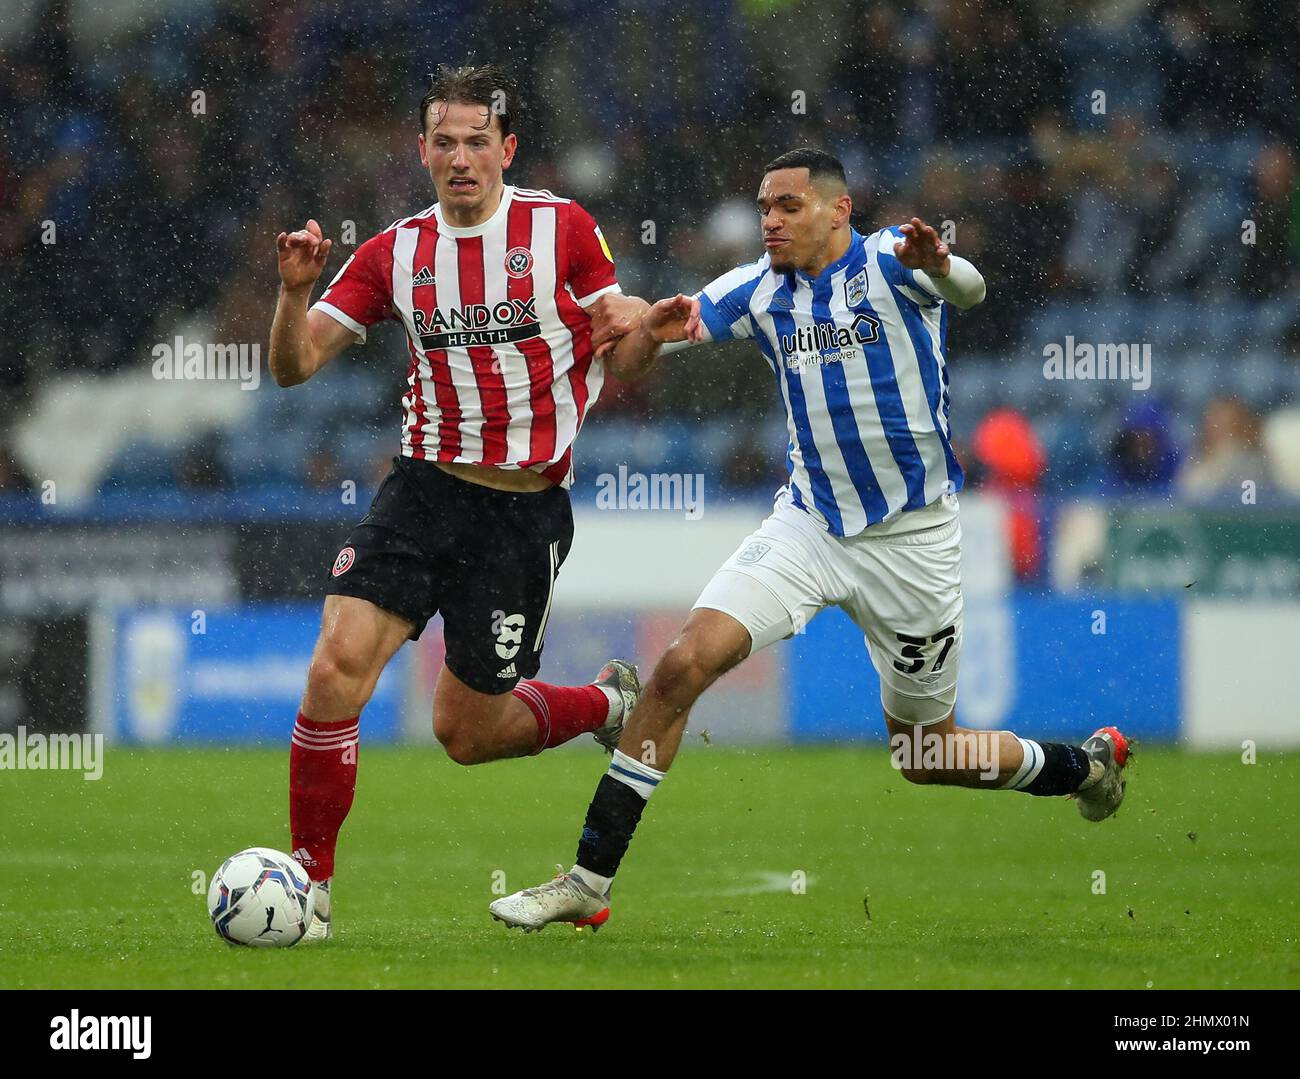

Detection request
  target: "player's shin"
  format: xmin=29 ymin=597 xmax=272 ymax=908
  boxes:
xmin=890 ymin=717 xmax=1095 ymax=794
xmin=996 ymin=736 xmax=1092 ymax=795
xmin=570 ymin=751 xmax=666 ymax=895
xmin=289 ymin=712 xmax=359 ymax=883
xmin=512 ymin=680 xmax=616 ymax=753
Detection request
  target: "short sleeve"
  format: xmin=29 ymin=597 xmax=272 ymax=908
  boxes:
xmin=567 ymin=202 xmax=621 ymax=307
xmin=312 ymin=231 xmax=396 ymax=342
xmin=696 ymin=258 xmax=766 ymax=342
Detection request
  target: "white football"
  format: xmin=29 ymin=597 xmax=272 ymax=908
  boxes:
xmin=207 ymin=847 xmax=315 ymax=947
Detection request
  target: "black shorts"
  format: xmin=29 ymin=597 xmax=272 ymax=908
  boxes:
xmin=325 ymin=456 xmax=574 ymax=694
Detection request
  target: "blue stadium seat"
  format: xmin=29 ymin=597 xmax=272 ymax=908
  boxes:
xmin=1229 ymin=352 xmax=1285 ymax=406
xmin=1250 ymin=299 xmax=1300 ymax=348
xmin=1170 ymin=357 xmax=1225 ymax=414
xmin=226 ymin=427 xmax=309 ymax=485
xmin=99 ymin=440 xmax=179 ymax=490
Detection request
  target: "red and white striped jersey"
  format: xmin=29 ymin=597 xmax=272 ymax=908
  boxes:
xmin=312 ymin=186 xmax=621 ymax=487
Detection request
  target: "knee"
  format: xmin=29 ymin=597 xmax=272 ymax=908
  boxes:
xmin=440 ymin=738 xmax=483 ymax=767
xmin=898 ymin=765 xmax=937 ymax=786
xmin=648 ymin=637 xmax=721 ymax=706
xmin=433 ymin=714 xmax=486 ymax=766
xmin=306 ymin=637 xmax=373 ymax=701
xmin=891 ymin=724 xmax=943 ymax=785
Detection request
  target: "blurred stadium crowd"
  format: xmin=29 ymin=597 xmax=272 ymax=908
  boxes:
xmin=3 ymin=0 xmax=1299 ymax=514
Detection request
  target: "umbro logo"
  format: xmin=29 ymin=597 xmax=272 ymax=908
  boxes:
xmin=497 ymin=663 xmax=518 ymax=679
xmin=411 ymin=265 xmax=435 ymax=287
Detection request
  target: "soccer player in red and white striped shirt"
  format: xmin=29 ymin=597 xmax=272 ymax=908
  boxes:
xmin=268 ymin=65 xmax=685 ymax=940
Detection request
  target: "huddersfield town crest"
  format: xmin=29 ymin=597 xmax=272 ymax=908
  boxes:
xmin=845 ymin=269 xmax=867 ymax=308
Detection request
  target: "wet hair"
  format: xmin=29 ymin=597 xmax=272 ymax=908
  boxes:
xmin=419 ymin=64 xmax=520 ymax=137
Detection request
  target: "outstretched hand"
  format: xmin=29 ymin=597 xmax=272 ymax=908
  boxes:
xmin=591 ymin=293 xmax=651 ymax=359
xmin=892 ymin=217 xmax=950 ymax=277
xmin=644 ymin=293 xmax=704 ymax=345
xmin=276 ymin=219 xmax=333 ymax=290
xmin=590 ymin=293 xmax=703 ymax=359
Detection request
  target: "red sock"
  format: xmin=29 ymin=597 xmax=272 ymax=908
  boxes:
xmin=512 ymin=681 xmax=610 ymax=753
xmin=289 ymin=713 xmax=359 ymax=881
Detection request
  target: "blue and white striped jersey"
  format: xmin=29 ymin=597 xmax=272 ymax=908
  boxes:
xmin=695 ymin=225 xmax=963 ymax=537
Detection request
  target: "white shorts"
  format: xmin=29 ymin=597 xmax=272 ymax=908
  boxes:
xmin=694 ymin=489 xmax=963 ymax=725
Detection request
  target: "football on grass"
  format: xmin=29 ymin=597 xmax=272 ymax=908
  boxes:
xmin=207 ymin=847 xmax=315 ymax=947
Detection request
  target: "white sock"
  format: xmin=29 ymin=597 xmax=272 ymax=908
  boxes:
xmin=595 ymin=683 xmax=622 ymax=722
xmin=608 ymin=748 xmax=665 ymax=800
xmin=312 ymin=878 xmax=331 ymax=918
xmin=570 ymin=865 xmax=614 ymax=896
xmin=998 ymin=737 xmax=1045 ymax=790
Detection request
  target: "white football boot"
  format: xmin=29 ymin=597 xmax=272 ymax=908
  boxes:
xmin=591 ymin=659 xmax=641 ymax=755
xmin=1073 ymin=726 xmax=1132 ymax=822
xmin=302 ymin=879 xmax=332 ymax=942
xmin=490 ymin=866 xmax=610 ymax=933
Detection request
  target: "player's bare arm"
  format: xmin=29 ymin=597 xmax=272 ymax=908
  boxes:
xmin=489 ymin=149 xmax=1130 ymax=939
xmin=269 ymin=219 xmax=357 ymax=387
xmin=589 ymin=293 xmax=649 ymax=358
xmin=893 ymin=215 xmax=987 ymax=309
xmin=598 ymin=293 xmax=702 ymax=382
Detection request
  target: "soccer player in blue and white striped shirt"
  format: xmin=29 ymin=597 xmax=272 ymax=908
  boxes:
xmin=489 ymin=148 xmax=1131 ymax=932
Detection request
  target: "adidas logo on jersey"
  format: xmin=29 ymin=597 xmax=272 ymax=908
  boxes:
xmin=497 ymin=663 xmax=518 ymax=679
xmin=411 ymin=265 xmax=435 ymax=286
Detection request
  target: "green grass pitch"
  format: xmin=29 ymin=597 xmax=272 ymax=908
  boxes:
xmin=1 ymin=744 xmax=1296 ymax=988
